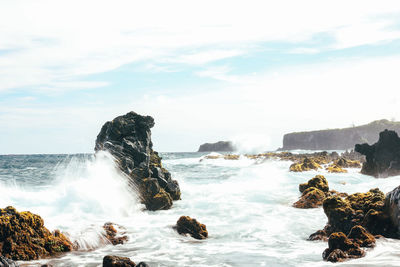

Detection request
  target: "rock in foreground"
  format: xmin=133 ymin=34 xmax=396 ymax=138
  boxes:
xmin=176 ymin=216 xmax=208 ymax=240
xmin=355 ymin=129 xmax=400 ymax=178
xmin=103 ymin=255 xmax=135 ymax=267
xmin=95 ymin=112 xmax=181 ymax=211
xmin=0 ymin=206 xmax=73 ymax=261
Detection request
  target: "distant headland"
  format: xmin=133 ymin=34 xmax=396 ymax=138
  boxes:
xmin=197 ymin=141 xmax=235 ymax=152
xmin=280 ymin=119 xmax=400 ymax=150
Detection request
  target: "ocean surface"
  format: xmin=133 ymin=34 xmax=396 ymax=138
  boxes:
xmin=1 ymin=152 xmax=400 ymax=267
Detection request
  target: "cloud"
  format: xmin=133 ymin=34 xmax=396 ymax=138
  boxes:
xmin=1 ymin=0 xmax=400 ymax=92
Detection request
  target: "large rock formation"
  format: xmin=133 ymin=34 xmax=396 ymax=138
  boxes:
xmin=282 ymin=119 xmax=400 ymax=150
xmin=355 ymin=129 xmax=400 ymax=178
xmin=198 ymin=141 xmax=235 ymax=152
xmin=95 ymin=112 xmax=181 ymax=211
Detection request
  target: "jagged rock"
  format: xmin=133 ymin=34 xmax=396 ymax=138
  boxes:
xmin=176 ymin=216 xmax=208 ymax=240
xmin=282 ymin=119 xmax=400 ymax=150
xmin=299 ymin=175 xmax=329 ymax=193
xmin=308 ymin=230 xmax=328 ymax=241
xmin=294 ymin=175 xmax=330 ymax=209
xmin=322 ymin=232 xmax=365 ymax=262
xmin=347 ymin=225 xmax=375 ymax=248
xmin=198 ymin=141 xmax=235 ymax=152
xmin=335 ymin=158 xmax=362 ymax=168
xmin=293 ymin=187 xmax=326 ymax=209
xmin=0 ymin=206 xmax=73 ymax=261
xmin=322 ymin=189 xmax=385 ymax=236
xmin=0 ymin=256 xmax=19 ymax=267
xmin=95 ymin=112 xmax=181 ymax=211
xmin=289 ymin=158 xmax=321 ymax=172
xmin=103 ymin=255 xmax=135 ymax=267
xmin=384 ymin=185 xmax=400 ymax=237
xmin=103 ymin=223 xmax=128 ymax=245
xmin=326 ymin=165 xmax=348 ymax=173
xmin=355 ymin=129 xmax=400 ymax=177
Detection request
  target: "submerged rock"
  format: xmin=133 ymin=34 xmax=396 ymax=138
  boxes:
xmin=355 ymin=129 xmax=400 ymax=177
xmin=95 ymin=112 xmax=181 ymax=211
xmin=103 ymin=255 xmax=135 ymax=267
xmin=176 ymin=216 xmax=208 ymax=240
xmin=0 ymin=206 xmax=73 ymax=261
xmin=103 ymin=223 xmax=128 ymax=245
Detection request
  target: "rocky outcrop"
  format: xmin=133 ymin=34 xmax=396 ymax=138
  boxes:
xmin=289 ymin=157 xmax=321 ymax=172
xmin=355 ymin=129 xmax=400 ymax=178
xmin=198 ymin=141 xmax=235 ymax=152
xmin=294 ymin=175 xmax=329 ymax=209
xmin=0 ymin=206 xmax=73 ymax=261
xmin=322 ymin=227 xmax=373 ymax=262
xmin=95 ymin=112 xmax=181 ymax=211
xmin=282 ymin=119 xmax=400 ymax=150
xmin=384 ymin=185 xmax=400 ymax=237
xmin=176 ymin=216 xmax=208 ymax=240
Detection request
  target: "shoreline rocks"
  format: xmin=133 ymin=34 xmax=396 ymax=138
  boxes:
xmin=0 ymin=206 xmax=73 ymax=261
xmin=95 ymin=112 xmax=181 ymax=211
xmin=355 ymin=129 xmax=400 ymax=178
xmin=176 ymin=216 xmax=208 ymax=240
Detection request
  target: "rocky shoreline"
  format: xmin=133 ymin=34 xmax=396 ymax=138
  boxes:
xmin=2 ymin=112 xmax=400 ymax=265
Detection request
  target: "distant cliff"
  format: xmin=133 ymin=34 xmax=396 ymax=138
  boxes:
xmin=282 ymin=119 xmax=400 ymax=150
xmin=198 ymin=141 xmax=235 ymax=152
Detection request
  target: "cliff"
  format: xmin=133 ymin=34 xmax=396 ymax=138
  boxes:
xmin=282 ymin=119 xmax=400 ymax=150
xmin=198 ymin=141 xmax=235 ymax=152
xmin=95 ymin=112 xmax=181 ymax=211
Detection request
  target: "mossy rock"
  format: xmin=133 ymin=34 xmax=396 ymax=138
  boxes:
xmin=290 ymin=157 xmax=321 ymax=172
xmin=293 ymin=187 xmax=326 ymax=209
xmin=176 ymin=216 xmax=208 ymax=240
xmin=0 ymin=206 xmax=73 ymax=261
xmin=299 ymin=175 xmax=329 ymax=193
xmin=326 ymin=165 xmax=348 ymax=173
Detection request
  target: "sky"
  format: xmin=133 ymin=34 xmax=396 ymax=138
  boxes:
xmin=1 ymin=0 xmax=400 ymax=154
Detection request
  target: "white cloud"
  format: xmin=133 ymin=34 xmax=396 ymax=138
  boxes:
xmin=1 ymin=0 xmax=400 ymax=92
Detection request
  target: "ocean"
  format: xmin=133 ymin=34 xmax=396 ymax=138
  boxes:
xmin=1 ymin=152 xmax=400 ymax=267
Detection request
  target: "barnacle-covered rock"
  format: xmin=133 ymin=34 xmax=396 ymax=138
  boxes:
xmin=176 ymin=216 xmax=208 ymax=240
xmin=0 ymin=206 xmax=73 ymax=261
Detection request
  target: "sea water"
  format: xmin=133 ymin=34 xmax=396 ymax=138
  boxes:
xmin=0 ymin=152 xmax=400 ymax=267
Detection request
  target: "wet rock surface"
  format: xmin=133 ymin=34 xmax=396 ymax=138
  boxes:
xmin=95 ymin=111 xmax=181 ymax=210
xmin=103 ymin=223 xmax=128 ymax=245
xmin=355 ymin=129 xmax=400 ymax=177
xmin=176 ymin=216 xmax=208 ymax=240
xmin=0 ymin=256 xmax=18 ymax=267
xmin=0 ymin=206 xmax=73 ymax=261
xmin=103 ymin=255 xmax=136 ymax=267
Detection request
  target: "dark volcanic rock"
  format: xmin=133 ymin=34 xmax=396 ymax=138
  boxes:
xmin=176 ymin=216 xmax=208 ymax=240
xmin=103 ymin=255 xmax=135 ymax=267
xmin=198 ymin=141 xmax=235 ymax=152
xmin=355 ymin=129 xmax=400 ymax=178
xmin=282 ymin=119 xmax=400 ymax=150
xmin=95 ymin=112 xmax=181 ymax=210
xmin=385 ymin=185 xmax=400 ymax=237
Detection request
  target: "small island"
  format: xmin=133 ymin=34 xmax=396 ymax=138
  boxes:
xmin=197 ymin=141 xmax=235 ymax=152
